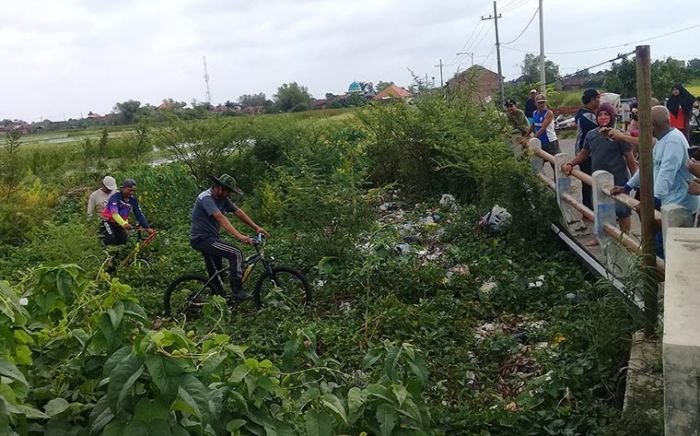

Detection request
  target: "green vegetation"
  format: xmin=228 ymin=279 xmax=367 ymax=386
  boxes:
xmin=0 ymin=92 xmax=656 ymax=434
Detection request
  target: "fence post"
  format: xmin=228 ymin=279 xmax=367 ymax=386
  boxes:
xmin=553 ymin=153 xmax=584 ymax=231
xmin=591 ymin=170 xmax=616 ymax=241
xmin=527 ymin=137 xmax=543 ymax=173
xmin=661 ymin=204 xmax=694 ymax=254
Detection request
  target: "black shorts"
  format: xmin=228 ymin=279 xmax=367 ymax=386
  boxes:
xmin=101 ymin=220 xmax=128 ymax=246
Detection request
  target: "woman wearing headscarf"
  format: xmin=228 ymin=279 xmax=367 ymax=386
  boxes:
xmin=667 ymin=84 xmax=695 ymax=140
xmin=562 ymin=103 xmax=638 ymax=233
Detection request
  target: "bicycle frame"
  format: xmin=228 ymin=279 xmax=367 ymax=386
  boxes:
xmin=120 ymin=229 xmax=157 ymax=267
xmin=195 ymin=236 xmax=274 ymax=299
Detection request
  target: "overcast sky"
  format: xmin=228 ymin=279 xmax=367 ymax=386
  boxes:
xmin=1 ymin=0 xmax=698 ymax=122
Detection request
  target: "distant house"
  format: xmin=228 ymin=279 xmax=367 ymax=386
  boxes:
xmin=558 ymin=75 xmax=587 ymax=91
xmin=446 ymin=65 xmax=501 ymax=99
xmin=373 ymin=85 xmax=411 ymax=101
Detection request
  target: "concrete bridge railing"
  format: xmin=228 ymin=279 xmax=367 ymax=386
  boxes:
xmin=526 ymin=138 xmax=699 ymax=436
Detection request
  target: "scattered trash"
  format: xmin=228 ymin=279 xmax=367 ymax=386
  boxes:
xmin=403 ymin=235 xmax=421 ymax=244
xmin=378 ymin=202 xmax=399 ymax=212
xmin=527 ymin=274 xmax=545 ymax=288
xmin=431 ymin=213 xmax=442 ymax=223
xmin=339 ymin=301 xmax=352 ymax=313
xmin=439 ymin=194 xmax=458 ymax=212
xmin=479 ymin=204 xmax=512 ymax=233
xmin=479 ymin=279 xmax=497 ymax=296
xmin=314 ymin=279 xmax=326 ymax=288
xmin=419 ymin=215 xmax=435 ymax=225
xmin=445 ymin=264 xmax=470 ymax=282
xmin=511 ymin=331 xmax=528 ymax=344
xmin=394 ymin=243 xmax=412 ymax=256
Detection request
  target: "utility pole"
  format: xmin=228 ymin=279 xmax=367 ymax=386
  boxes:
xmin=482 ymin=1 xmax=504 ymax=106
xmin=203 ymin=56 xmax=211 ymax=104
xmin=434 ymin=59 xmax=444 ymax=87
xmin=538 ymin=0 xmax=546 ymax=94
xmin=456 ymin=51 xmax=474 ymax=67
xmin=635 ymin=45 xmax=658 ymax=338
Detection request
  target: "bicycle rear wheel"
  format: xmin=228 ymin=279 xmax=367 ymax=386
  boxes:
xmin=163 ymin=274 xmax=213 ymax=320
xmin=253 ymin=266 xmax=312 ymax=310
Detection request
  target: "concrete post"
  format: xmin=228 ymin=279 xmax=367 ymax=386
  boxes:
xmin=661 ymin=203 xmax=694 ymax=255
xmin=553 ymin=153 xmax=583 ymax=231
xmin=663 ymin=228 xmax=700 ymax=436
xmin=591 ymin=170 xmax=616 ymax=244
xmin=527 ymin=137 xmax=543 ymax=174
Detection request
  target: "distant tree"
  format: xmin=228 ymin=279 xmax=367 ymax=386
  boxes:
xmin=688 ymin=58 xmax=700 ymax=78
xmin=376 ymin=81 xmax=395 ymax=92
xmin=0 ymin=129 xmax=23 ymax=196
xmin=521 ymin=54 xmax=560 ymax=84
xmin=238 ymin=93 xmax=272 ymax=110
xmin=98 ymin=128 xmax=109 ymax=168
xmin=273 ymin=82 xmax=312 ymax=112
xmin=160 ymin=98 xmax=187 ymax=110
xmin=113 ymin=100 xmax=142 ymax=124
xmin=346 ymin=93 xmax=368 ymax=107
xmin=603 ymin=56 xmax=692 ymax=99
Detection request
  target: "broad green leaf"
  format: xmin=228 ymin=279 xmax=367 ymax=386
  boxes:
xmin=0 ymin=399 xmax=7 ymax=436
xmin=361 ymin=348 xmax=383 ymax=370
xmin=171 ymin=374 xmax=209 ymax=419
xmin=297 ymin=387 xmax=320 ymax=410
xmin=383 ymin=346 xmax=402 ymax=381
xmin=376 ymin=404 xmax=397 ymax=436
xmin=103 ymin=346 xmax=132 ymax=376
xmin=14 ymin=345 xmax=32 ymax=366
xmin=230 ymin=364 xmax=251 ymax=384
xmin=407 ymin=360 xmax=428 ymax=386
xmin=133 ymin=398 xmax=170 ymax=423
xmin=123 ymin=301 xmax=149 ymax=323
xmin=106 ymin=352 xmax=144 ymax=412
xmin=12 ymin=329 xmax=33 ymax=345
xmin=226 ymin=419 xmax=246 ymax=431
xmin=107 ymin=301 xmax=125 ymax=330
xmin=144 ymin=354 xmax=170 ymax=394
xmin=90 ymin=396 xmax=115 ymax=434
xmin=347 ymin=387 xmax=366 ymax=420
xmin=392 ymin=384 xmax=408 ymax=406
xmin=304 ymin=410 xmax=334 ymax=436
xmin=0 ymin=356 xmax=28 ymax=387
xmin=320 ymin=393 xmax=347 ymax=426
xmin=364 ymin=384 xmax=394 ymax=404
xmin=44 ymin=398 xmax=70 ymax=417
xmin=13 ymin=403 xmax=49 ymax=419
xmin=199 ymin=352 xmax=227 ymax=379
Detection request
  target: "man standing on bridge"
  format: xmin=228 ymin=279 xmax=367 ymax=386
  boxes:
xmin=611 ymin=106 xmax=698 ymax=257
xmin=574 ymin=89 xmax=601 ymax=209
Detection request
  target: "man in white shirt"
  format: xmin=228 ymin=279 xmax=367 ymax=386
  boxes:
xmin=87 ymin=176 xmax=117 ymax=217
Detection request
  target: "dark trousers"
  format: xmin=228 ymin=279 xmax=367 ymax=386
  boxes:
xmin=101 ymin=220 xmax=128 ymax=246
xmin=579 ymin=158 xmax=593 ymax=210
xmin=191 ymin=237 xmax=243 ymax=294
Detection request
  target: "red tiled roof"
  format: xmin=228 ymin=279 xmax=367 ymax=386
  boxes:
xmin=374 ymin=85 xmax=411 ymax=100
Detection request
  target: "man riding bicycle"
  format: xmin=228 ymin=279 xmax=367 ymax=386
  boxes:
xmin=100 ymin=179 xmax=154 ymax=246
xmin=190 ymin=174 xmax=269 ymax=302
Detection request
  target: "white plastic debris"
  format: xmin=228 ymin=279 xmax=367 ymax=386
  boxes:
xmin=439 ymin=194 xmax=458 ymax=212
xmin=479 ymin=204 xmax=512 ymax=233
xmin=479 ymin=279 xmax=497 ymax=295
xmin=19 ymin=297 xmax=28 ymax=306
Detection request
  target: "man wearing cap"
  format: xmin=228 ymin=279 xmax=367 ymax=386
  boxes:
xmin=189 ymin=174 xmax=269 ymax=301
xmin=524 ymin=89 xmax=537 ymax=125
xmin=528 ymin=94 xmax=560 ymax=159
xmin=100 ymin=179 xmax=153 ymax=246
xmin=505 ymin=99 xmax=530 ymax=136
xmin=87 ymin=176 xmax=117 ymax=217
xmin=574 ymin=89 xmax=601 ymax=209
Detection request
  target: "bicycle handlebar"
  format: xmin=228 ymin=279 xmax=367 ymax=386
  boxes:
xmin=251 ymin=233 xmax=266 ymax=246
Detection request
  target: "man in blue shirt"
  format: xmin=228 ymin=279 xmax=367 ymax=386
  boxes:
xmin=612 ymin=106 xmax=698 ymax=257
xmin=100 ymin=179 xmax=154 ymax=246
xmin=190 ymin=174 xmax=269 ymax=301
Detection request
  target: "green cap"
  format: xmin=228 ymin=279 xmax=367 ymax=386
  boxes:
xmin=209 ymin=173 xmax=244 ymax=195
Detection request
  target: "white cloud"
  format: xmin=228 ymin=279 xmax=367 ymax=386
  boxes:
xmin=0 ymin=0 xmax=698 ymax=121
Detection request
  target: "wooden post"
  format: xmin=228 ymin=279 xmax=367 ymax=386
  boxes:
xmin=635 ymin=45 xmax=658 ymax=337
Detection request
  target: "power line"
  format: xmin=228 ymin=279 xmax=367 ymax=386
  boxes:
xmin=501 ymin=0 xmax=531 ymax=14
xmin=548 ymin=23 xmax=700 ymax=55
xmin=501 ymin=6 xmax=538 ymax=45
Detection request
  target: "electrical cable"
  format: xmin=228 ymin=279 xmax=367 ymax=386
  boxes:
xmin=501 ymin=7 xmax=539 ymax=45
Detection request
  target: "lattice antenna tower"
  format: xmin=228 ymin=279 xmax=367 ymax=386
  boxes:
xmin=203 ymin=56 xmax=211 ymax=103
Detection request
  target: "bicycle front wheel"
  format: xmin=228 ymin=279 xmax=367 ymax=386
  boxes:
xmin=253 ymin=266 xmax=312 ymax=310
xmin=163 ymin=274 xmax=212 ymax=320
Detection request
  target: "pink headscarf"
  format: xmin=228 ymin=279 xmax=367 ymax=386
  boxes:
xmin=596 ymin=103 xmax=617 ymax=128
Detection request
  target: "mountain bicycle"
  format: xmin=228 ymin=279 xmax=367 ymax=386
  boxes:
xmin=163 ymin=234 xmax=311 ymax=319
xmin=101 ymin=227 xmax=158 ymax=274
